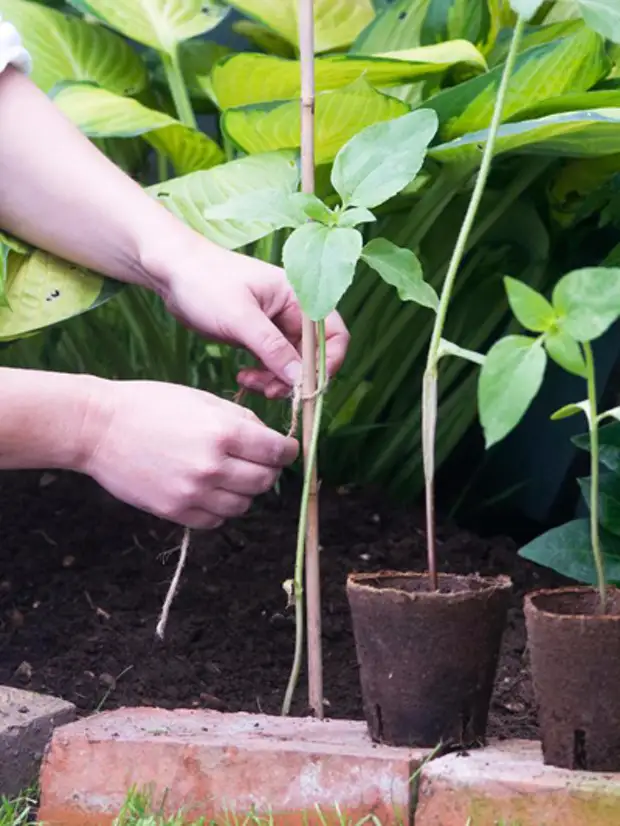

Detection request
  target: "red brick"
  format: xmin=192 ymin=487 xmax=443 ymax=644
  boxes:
xmin=0 ymin=686 xmax=75 ymax=797
xmin=415 ymin=739 xmax=620 ymax=826
xmin=39 ymin=709 xmax=426 ymax=826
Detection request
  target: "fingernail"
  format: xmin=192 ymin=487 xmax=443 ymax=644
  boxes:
xmin=284 ymin=361 xmax=302 ymax=385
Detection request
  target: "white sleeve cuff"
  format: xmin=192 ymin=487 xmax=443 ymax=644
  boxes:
xmin=0 ymin=15 xmax=32 ymax=75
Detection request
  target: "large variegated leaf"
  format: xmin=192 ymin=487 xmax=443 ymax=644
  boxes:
xmin=232 ymin=19 xmax=295 ymax=58
xmin=210 ymin=43 xmax=486 ymax=109
xmin=67 ymin=0 xmax=228 ymax=54
xmin=0 ymin=0 xmax=146 ymax=94
xmin=53 ymin=84 xmax=223 ymax=174
xmin=147 ymin=151 xmax=300 ymax=250
xmin=430 ymin=108 xmax=620 ymax=165
xmin=0 ymin=250 xmax=118 ymax=341
xmin=227 ymin=0 xmax=375 ymax=53
xmin=421 ymin=25 xmax=609 ymax=141
xmin=512 ymin=89 xmax=620 ymax=121
xmin=150 ymin=40 xmax=231 ymax=101
xmin=487 ymin=19 xmax=583 ymax=68
xmin=222 ymin=81 xmax=409 ymax=165
xmin=578 ymin=0 xmax=620 ymax=43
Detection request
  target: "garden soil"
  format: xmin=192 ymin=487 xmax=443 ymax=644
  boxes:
xmin=0 ymin=470 xmax=562 ymax=740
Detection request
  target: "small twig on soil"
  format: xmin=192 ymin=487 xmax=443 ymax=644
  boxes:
xmin=84 ymin=590 xmax=111 ymax=621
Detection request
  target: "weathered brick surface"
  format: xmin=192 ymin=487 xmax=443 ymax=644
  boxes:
xmin=39 ymin=709 xmax=426 ymax=826
xmin=0 ymin=686 xmax=75 ymax=797
xmin=415 ymin=739 xmax=620 ymax=826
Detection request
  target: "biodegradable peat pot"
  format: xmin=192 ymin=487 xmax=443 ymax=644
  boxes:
xmin=525 ymin=586 xmax=620 ymax=772
xmin=346 ymin=571 xmax=512 ymax=748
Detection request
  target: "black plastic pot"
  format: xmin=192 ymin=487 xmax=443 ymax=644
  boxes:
xmin=346 ymin=571 xmax=512 ymax=748
xmin=525 ymin=586 xmax=620 ymax=772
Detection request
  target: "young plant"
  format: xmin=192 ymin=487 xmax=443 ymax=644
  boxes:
xmin=478 ymin=268 xmax=620 ymax=612
xmin=204 ymin=105 xmax=441 ymax=713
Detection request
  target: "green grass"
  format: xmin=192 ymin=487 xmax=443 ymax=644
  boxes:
xmin=0 ymin=792 xmax=36 ymax=826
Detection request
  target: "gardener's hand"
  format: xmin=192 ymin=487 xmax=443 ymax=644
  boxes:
xmin=151 ymin=240 xmax=350 ymax=400
xmin=82 ymin=380 xmax=299 ymax=528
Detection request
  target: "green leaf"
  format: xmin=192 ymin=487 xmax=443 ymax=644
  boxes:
xmin=519 ymin=519 xmax=620 ymax=585
xmin=0 ymin=0 xmax=147 ymax=94
xmin=478 ymin=335 xmax=547 ymax=448
xmin=282 ymin=224 xmax=363 ymax=321
xmin=437 ymin=338 xmax=486 ymax=365
xmin=420 ymin=25 xmax=609 ymax=141
xmin=223 ymin=80 xmax=409 ymax=166
xmin=201 ymin=189 xmax=307 ymax=232
xmin=579 ymin=472 xmax=620 ymax=537
xmin=504 ymin=275 xmax=555 ymax=332
xmin=552 ymin=267 xmax=620 ymax=342
xmin=150 ymin=40 xmax=232 ymax=102
xmin=232 ymin=19 xmax=296 ymax=58
xmin=578 ymin=0 xmax=620 ymax=44
xmin=226 ymin=0 xmax=375 ymax=53
xmin=360 ymin=238 xmax=438 ymax=309
xmin=0 ymin=250 xmax=118 ymax=341
xmin=67 ymin=0 xmax=227 ymax=53
xmin=550 ymin=401 xmax=589 ymax=421
xmin=544 ymin=329 xmax=587 ymax=376
xmin=295 ymin=194 xmax=334 ymax=223
xmin=331 ymin=109 xmax=438 ymax=209
xmin=430 ymin=108 xmax=620 ymax=167
xmin=509 ymin=0 xmax=545 ymax=18
xmin=510 ymin=89 xmax=620 ymax=122
xmin=210 ymin=43 xmax=486 ymax=109
xmin=147 ymin=150 xmax=300 ymax=251
xmin=337 ymin=207 xmax=376 ymax=228
xmin=574 ymin=422 xmax=620 ymax=471
xmin=53 ymin=84 xmax=223 ymax=175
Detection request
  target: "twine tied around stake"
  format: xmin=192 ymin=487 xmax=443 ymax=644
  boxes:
xmin=155 ymin=380 xmax=325 ymax=641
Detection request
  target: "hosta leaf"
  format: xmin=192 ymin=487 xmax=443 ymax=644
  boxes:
xmin=150 ymin=40 xmax=232 ymax=102
xmin=421 ymin=25 xmax=608 ymax=141
xmin=0 ymin=250 xmax=118 ymax=341
xmin=579 ymin=473 xmax=620 ymax=537
xmin=210 ymin=43 xmax=486 ymax=109
xmin=574 ymin=422 xmax=620 ymax=471
xmin=232 ymin=20 xmax=296 ymax=58
xmin=478 ymin=335 xmax=547 ymax=448
xmin=504 ymin=276 xmax=555 ymax=331
xmin=53 ymin=84 xmax=223 ymax=174
xmin=352 ymin=0 xmax=428 ymax=54
xmin=545 ymin=329 xmax=587 ymax=376
xmin=422 ymin=0 xmax=495 ymax=48
xmin=227 ymin=0 xmax=375 ymax=54
xmin=332 ymin=109 xmax=438 ymax=209
xmin=147 ymin=151 xmax=300 ymax=251
xmin=552 ymin=267 xmax=620 ymax=342
xmin=223 ymin=81 xmax=409 ymax=166
xmin=487 ymin=20 xmax=584 ymax=68
xmin=430 ymin=109 xmax=620 ymax=166
xmin=361 ymin=238 xmax=438 ymax=309
xmin=283 ymin=224 xmax=363 ymax=321
xmin=67 ymin=0 xmax=228 ymax=53
xmin=519 ymin=519 xmax=620 ymax=585
xmin=0 ymin=0 xmax=147 ymax=94
xmin=578 ymin=0 xmax=620 ymax=44
xmin=512 ymin=89 xmax=620 ymax=122
xmin=549 ymin=152 xmax=620 ymax=229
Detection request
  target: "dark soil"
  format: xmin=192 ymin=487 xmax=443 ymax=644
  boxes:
xmin=0 ymin=470 xmax=560 ymax=740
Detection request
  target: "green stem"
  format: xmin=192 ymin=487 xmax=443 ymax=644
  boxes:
xmin=282 ymin=321 xmax=327 ymax=716
xmin=421 ymin=15 xmax=526 ymax=589
xmin=584 ymin=342 xmax=607 ymax=613
xmin=160 ymin=49 xmax=197 ymax=129
xmin=157 ymin=152 xmax=169 ymax=183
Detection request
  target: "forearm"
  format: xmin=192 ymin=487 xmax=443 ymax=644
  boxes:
xmin=0 ymin=367 xmax=102 ymax=471
xmin=0 ymin=68 xmax=204 ymax=292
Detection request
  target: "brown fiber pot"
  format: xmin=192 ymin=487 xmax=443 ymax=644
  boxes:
xmin=346 ymin=571 xmax=512 ymax=748
xmin=525 ymin=586 xmax=620 ymax=772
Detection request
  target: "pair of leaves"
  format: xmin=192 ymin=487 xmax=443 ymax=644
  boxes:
xmin=53 ymin=83 xmax=223 ymax=174
xmin=478 ymin=268 xmax=620 ymax=448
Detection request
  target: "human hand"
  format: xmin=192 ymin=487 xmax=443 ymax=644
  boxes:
xmin=81 ymin=380 xmax=298 ymax=528
xmin=151 ymin=240 xmax=350 ymax=399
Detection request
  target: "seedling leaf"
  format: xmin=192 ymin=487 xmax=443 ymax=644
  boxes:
xmin=337 ymin=207 xmax=376 ymax=228
xmin=578 ymin=0 xmax=620 ymax=44
xmin=552 ymin=267 xmax=620 ymax=342
xmin=331 ymin=109 xmax=438 ymax=209
xmin=509 ymin=0 xmax=546 ymax=18
xmin=504 ymin=276 xmax=555 ymax=332
xmin=550 ymin=401 xmax=590 ymax=422
xmin=478 ymin=335 xmax=547 ymax=448
xmin=361 ymin=238 xmax=438 ymax=309
xmin=202 ymin=189 xmax=306 ymax=231
xmin=282 ymin=224 xmax=363 ymax=321
xmin=545 ymin=329 xmax=587 ymax=377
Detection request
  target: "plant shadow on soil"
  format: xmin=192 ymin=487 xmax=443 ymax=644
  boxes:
xmin=0 ymin=470 xmax=565 ymax=740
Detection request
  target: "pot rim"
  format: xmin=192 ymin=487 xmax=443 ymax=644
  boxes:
xmin=525 ymin=586 xmax=620 ymax=622
xmin=347 ymin=570 xmax=512 ymax=599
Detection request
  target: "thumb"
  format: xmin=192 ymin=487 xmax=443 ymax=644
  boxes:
xmin=241 ymin=310 xmax=302 ymax=387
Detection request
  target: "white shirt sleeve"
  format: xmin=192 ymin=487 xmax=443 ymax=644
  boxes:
xmin=0 ymin=14 xmax=32 ymax=75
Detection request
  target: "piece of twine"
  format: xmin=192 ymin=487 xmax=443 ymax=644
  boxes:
xmin=155 ymin=380 xmax=323 ymax=641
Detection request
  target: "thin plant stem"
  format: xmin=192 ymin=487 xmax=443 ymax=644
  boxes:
xmin=421 ymin=15 xmax=527 ymax=590
xmin=160 ymin=49 xmax=198 ymax=129
xmin=156 ymin=152 xmax=169 ymax=183
xmin=282 ymin=323 xmax=328 ymax=716
xmin=584 ymin=342 xmax=607 ymax=613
